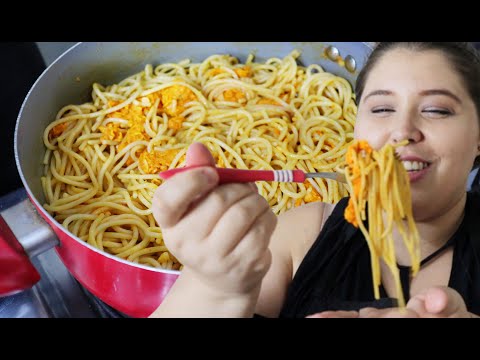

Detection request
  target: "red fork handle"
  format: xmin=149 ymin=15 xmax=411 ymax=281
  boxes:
xmin=0 ymin=215 xmax=40 ymax=296
xmin=159 ymin=166 xmax=307 ymax=184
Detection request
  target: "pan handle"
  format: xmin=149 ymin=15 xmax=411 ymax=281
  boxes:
xmin=0 ymin=198 xmax=58 ymax=296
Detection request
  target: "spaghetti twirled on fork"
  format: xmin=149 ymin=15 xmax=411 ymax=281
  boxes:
xmin=343 ymin=139 xmax=421 ymax=307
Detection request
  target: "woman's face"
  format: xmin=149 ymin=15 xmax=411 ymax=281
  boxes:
xmin=354 ymin=48 xmax=480 ymax=220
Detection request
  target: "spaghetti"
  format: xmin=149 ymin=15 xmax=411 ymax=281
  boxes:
xmin=41 ymin=50 xmax=357 ymax=269
xmin=344 ymin=139 xmax=421 ymax=307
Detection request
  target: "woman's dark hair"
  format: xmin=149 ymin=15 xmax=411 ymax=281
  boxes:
xmin=355 ymin=42 xmax=480 ymax=170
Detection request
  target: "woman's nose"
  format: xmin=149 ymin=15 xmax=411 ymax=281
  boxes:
xmin=391 ymin=115 xmax=424 ymax=144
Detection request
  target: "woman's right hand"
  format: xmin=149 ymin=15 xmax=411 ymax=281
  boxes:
xmin=152 ymin=142 xmax=278 ymax=298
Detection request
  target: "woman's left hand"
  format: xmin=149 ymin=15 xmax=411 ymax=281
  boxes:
xmin=306 ymin=286 xmax=478 ymax=318
xmin=403 ymin=286 xmax=476 ymax=318
xmin=306 ymin=307 xmax=418 ymax=318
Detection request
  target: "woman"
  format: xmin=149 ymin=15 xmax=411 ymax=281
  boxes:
xmin=149 ymin=42 xmax=480 ymax=318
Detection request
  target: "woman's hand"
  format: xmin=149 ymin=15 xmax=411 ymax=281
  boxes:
xmin=306 ymin=287 xmax=478 ymax=318
xmin=305 ymin=309 xmax=418 ymax=318
xmin=152 ymin=142 xmax=277 ymax=298
xmin=404 ymin=286 xmax=476 ymax=318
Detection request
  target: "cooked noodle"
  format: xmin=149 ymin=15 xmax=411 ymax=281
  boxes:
xmin=42 ymin=50 xmax=357 ymax=269
xmin=344 ymin=139 xmax=421 ymax=307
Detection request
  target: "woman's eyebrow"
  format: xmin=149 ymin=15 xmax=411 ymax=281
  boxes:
xmin=362 ymin=89 xmax=393 ymax=103
xmin=419 ymin=89 xmax=462 ymax=104
xmin=362 ymin=89 xmax=463 ymax=105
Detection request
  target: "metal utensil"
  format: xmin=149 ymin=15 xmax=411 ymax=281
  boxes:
xmin=159 ymin=166 xmax=347 ymax=184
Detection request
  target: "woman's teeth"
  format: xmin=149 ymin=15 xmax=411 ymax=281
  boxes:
xmin=402 ymin=160 xmax=430 ymax=171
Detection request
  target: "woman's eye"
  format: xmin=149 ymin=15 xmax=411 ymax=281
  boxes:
xmin=422 ymin=108 xmax=453 ymax=117
xmin=371 ymin=108 xmax=394 ymax=114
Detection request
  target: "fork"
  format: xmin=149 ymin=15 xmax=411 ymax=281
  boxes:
xmin=158 ymin=165 xmax=347 ymax=184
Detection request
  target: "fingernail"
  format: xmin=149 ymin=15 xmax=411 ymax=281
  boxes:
xmin=202 ymin=167 xmax=218 ymax=185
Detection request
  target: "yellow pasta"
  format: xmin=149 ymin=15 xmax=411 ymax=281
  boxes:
xmin=41 ymin=50 xmax=357 ymax=269
xmin=344 ymin=139 xmax=421 ymax=307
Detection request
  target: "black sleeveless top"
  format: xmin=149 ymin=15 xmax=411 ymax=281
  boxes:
xmin=279 ymin=191 xmax=480 ymax=318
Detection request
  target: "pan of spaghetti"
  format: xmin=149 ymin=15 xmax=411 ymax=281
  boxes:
xmin=2 ymin=42 xmax=373 ymax=317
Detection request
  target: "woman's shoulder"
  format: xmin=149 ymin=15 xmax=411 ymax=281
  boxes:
xmin=276 ymin=201 xmax=335 ymax=241
xmin=277 ymin=198 xmax=344 ymax=224
xmin=275 ymin=198 xmax=349 ymax=236
xmin=256 ymin=199 xmax=349 ymax=317
xmin=275 ymin=200 xmax=343 ymax=275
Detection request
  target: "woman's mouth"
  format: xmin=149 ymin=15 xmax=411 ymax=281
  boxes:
xmin=401 ymin=160 xmax=432 ymax=183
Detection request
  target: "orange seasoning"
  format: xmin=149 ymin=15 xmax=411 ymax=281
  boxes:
xmin=344 ymin=140 xmax=372 ymax=227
